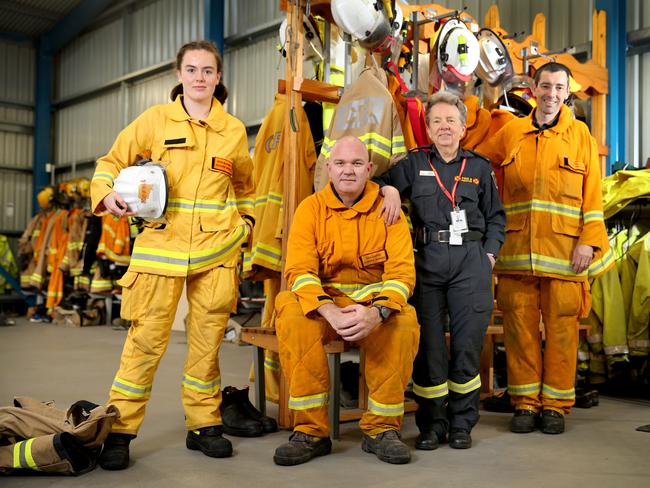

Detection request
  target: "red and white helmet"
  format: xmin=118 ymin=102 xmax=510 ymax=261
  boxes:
xmin=437 ymin=18 xmax=480 ymax=84
xmin=331 ymin=0 xmax=392 ymax=51
xmin=475 ymin=28 xmax=513 ymax=86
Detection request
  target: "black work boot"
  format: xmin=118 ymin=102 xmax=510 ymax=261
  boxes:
xmin=220 ymin=387 xmax=263 ymax=437
xmin=362 ymin=430 xmax=411 ymax=464
xmin=540 ymin=410 xmax=565 ymax=434
xmin=449 ymin=429 xmax=472 ymax=449
xmin=99 ymin=433 xmax=135 ymax=470
xmin=186 ymin=426 xmax=233 ymax=457
xmin=510 ymin=409 xmax=538 ymax=433
xmin=235 ymin=386 xmax=278 ymax=433
xmin=415 ymin=431 xmax=440 ymax=451
xmin=273 ymin=431 xmax=332 ymax=466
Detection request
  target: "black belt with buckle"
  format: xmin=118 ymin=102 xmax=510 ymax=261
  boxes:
xmin=415 ymin=227 xmax=483 ymax=245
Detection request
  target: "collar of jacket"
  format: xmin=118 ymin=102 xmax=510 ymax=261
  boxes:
xmin=523 ymin=104 xmax=574 ymax=136
xmin=323 ymin=180 xmax=380 ymax=214
xmin=429 ymin=145 xmax=473 ymax=165
xmin=167 ymin=95 xmax=227 ymax=132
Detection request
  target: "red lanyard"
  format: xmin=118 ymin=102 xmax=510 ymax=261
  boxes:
xmin=429 ymin=157 xmax=467 ymax=208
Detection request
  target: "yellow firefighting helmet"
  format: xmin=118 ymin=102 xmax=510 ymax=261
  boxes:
xmin=331 ymin=0 xmax=392 ymax=51
xmin=113 ymin=162 xmax=168 ymax=219
xmin=77 ymin=178 xmax=91 ymax=199
xmin=37 ymin=186 xmax=55 ymax=210
xmin=437 ymin=18 xmax=480 ymax=84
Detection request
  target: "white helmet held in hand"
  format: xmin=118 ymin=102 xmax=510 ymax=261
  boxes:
xmin=331 ymin=0 xmax=392 ymax=51
xmin=475 ymin=28 xmax=513 ymax=86
xmin=437 ymin=18 xmax=480 ymax=84
xmin=113 ymin=161 xmax=168 ymax=219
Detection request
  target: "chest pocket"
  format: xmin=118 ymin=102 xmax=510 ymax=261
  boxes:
xmin=557 ymin=156 xmax=585 ymax=201
xmin=501 ymin=148 xmax=527 ymax=197
xmin=455 ymin=182 xmax=479 ymax=204
xmin=151 ymin=125 xmax=196 ymax=188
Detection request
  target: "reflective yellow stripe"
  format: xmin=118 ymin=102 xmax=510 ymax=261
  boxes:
xmin=508 ymin=382 xmax=541 ymax=395
xmin=264 ymin=357 xmax=280 ymax=372
xmin=250 ymin=242 xmax=282 ymax=267
xmin=380 ymin=279 xmax=409 ymax=301
xmin=93 ymin=172 xmax=114 ymax=185
xmin=288 ymin=392 xmax=328 ymax=410
xmin=323 ymin=281 xmax=382 ymax=301
xmin=367 ymin=397 xmax=404 ymax=417
xmin=497 ymin=253 xmax=589 ymax=277
xmin=188 ymin=226 xmax=248 ymax=270
xmin=112 ymin=377 xmax=152 ymax=398
xmin=542 ymin=384 xmax=575 ymax=399
xmin=589 ymin=247 xmax=615 ymax=276
xmin=583 ymin=210 xmax=604 ymax=223
xmin=504 ymin=199 xmax=582 ymax=219
xmin=292 ymin=274 xmax=322 ymax=291
xmin=412 ymin=381 xmax=448 ymax=399
xmin=182 ymin=374 xmax=221 ymax=394
xmin=448 ymin=374 xmax=481 ymax=394
xmin=13 ymin=438 xmax=40 ymax=470
xmin=236 ymin=197 xmax=254 ymax=213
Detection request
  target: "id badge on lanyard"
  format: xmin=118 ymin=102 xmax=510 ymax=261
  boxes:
xmin=431 ymin=157 xmax=469 ymax=244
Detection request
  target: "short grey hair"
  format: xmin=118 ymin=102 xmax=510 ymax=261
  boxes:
xmin=426 ymin=91 xmax=467 ymax=126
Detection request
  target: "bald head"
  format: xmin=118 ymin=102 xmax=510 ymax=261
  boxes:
xmin=327 ymin=136 xmax=373 ymax=206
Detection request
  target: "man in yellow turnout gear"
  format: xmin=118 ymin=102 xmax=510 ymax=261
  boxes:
xmin=273 ymin=136 xmax=419 ymax=466
xmin=90 ymin=41 xmax=254 ymax=469
xmin=481 ymin=62 xmax=614 ymax=435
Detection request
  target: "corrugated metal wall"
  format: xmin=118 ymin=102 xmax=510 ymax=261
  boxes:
xmin=626 ymin=0 xmax=650 ymax=167
xmin=225 ymin=0 xmax=283 ymax=38
xmin=0 ymin=39 xmax=34 ymax=232
xmin=53 ymin=0 xmax=203 ymax=171
xmin=224 ymin=36 xmax=283 ymax=127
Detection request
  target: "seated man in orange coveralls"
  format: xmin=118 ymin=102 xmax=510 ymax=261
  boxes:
xmin=272 ymin=136 xmax=420 ymax=466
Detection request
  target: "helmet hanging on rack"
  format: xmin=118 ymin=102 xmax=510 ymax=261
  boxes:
xmin=475 ymin=28 xmax=513 ymax=87
xmin=278 ymin=15 xmax=324 ymax=62
xmin=437 ymin=18 xmax=480 ymax=84
xmin=331 ymin=0 xmax=392 ymax=51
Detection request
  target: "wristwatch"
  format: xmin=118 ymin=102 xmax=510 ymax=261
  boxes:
xmin=372 ymin=304 xmax=392 ymax=321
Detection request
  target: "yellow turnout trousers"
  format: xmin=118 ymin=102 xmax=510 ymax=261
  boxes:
xmin=497 ymin=275 xmax=590 ymax=414
xmin=275 ymin=291 xmax=419 ymax=438
xmin=108 ymin=266 xmax=237 ymax=434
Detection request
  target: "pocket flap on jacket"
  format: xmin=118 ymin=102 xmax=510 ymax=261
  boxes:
xmin=559 ymin=157 xmax=586 ymax=174
xmin=117 ymin=271 xmax=138 ymax=289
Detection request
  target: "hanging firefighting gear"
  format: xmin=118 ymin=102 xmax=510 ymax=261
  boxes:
xmin=90 ymin=94 xmax=254 ymax=435
xmin=314 ymin=65 xmax=407 ymax=191
xmin=0 ymin=235 xmax=18 ymax=294
xmin=460 ymin=96 xmax=491 ymax=150
xmin=601 ymin=169 xmax=650 ymax=219
xmin=482 ymin=104 xmax=615 ymax=414
xmin=243 ymin=93 xmax=316 ymax=279
xmin=276 ymin=181 xmax=419 ymax=438
xmin=0 ymin=397 xmax=118 ymax=475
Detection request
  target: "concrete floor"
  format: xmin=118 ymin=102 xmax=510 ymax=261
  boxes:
xmin=1 ymin=318 xmax=649 ymax=488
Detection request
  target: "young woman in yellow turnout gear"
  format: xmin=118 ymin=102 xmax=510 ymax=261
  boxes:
xmin=90 ymin=40 xmax=255 ymax=470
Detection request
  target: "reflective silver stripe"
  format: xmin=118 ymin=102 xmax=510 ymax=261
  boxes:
xmin=292 ymin=274 xmax=322 ymax=291
xmin=583 ymin=210 xmax=604 ymax=222
xmin=264 ymin=357 xmax=280 ymax=371
xmin=577 ymin=351 xmax=590 ymax=360
xmin=508 ymin=382 xmax=541 ymax=395
xmin=587 ymin=333 xmax=603 ymax=344
xmin=112 ymin=378 xmax=152 ymax=398
xmin=288 ymin=392 xmax=328 ymax=410
xmin=131 ymin=251 xmax=187 ymax=266
xmin=448 ymin=374 xmax=481 ymax=394
xmin=412 ymin=381 xmax=448 ymax=399
xmin=188 ymin=228 xmax=247 ymax=266
xmin=182 ymin=374 xmax=220 ymax=393
xmin=541 ymin=384 xmax=575 ymax=399
xmin=603 ymin=345 xmax=629 ymax=355
xmin=367 ymin=397 xmax=404 ymax=416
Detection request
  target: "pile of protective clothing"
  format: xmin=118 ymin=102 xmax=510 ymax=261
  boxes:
xmin=0 ymin=397 xmax=118 ymax=475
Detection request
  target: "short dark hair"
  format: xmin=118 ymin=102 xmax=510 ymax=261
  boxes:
xmin=533 ymin=62 xmax=572 ymax=86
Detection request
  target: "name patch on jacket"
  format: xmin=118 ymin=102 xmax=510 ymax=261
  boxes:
xmin=455 ymin=176 xmax=480 ymax=185
xmin=359 ymin=250 xmax=388 ymax=268
xmin=211 ymin=157 xmax=233 ymax=177
xmin=164 ymin=137 xmax=186 ymax=145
